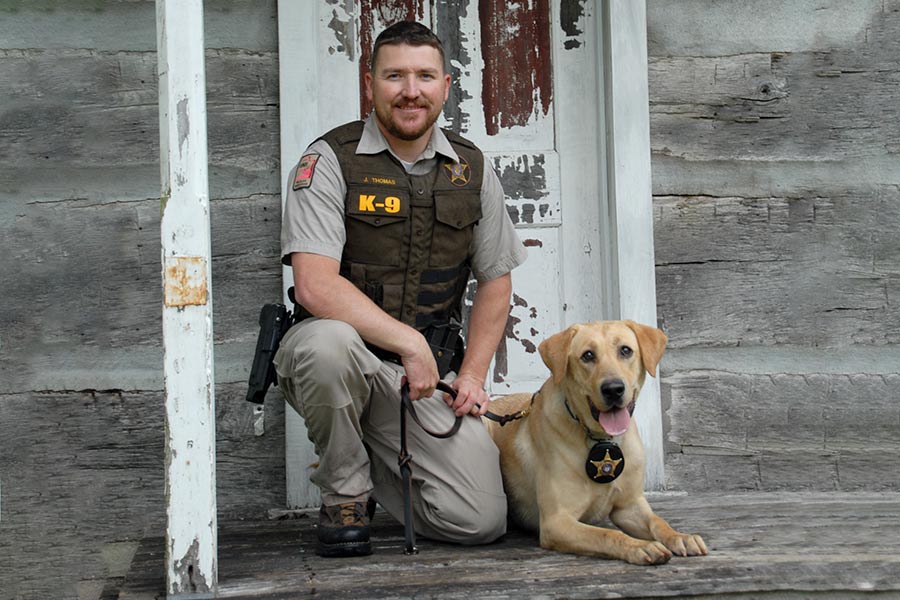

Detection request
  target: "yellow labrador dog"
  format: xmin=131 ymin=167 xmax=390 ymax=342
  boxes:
xmin=485 ymin=321 xmax=707 ymax=565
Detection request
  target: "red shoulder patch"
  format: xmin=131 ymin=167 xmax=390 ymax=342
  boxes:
xmin=292 ymin=153 xmax=320 ymax=190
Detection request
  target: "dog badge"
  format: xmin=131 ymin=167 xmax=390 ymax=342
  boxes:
xmin=586 ymin=441 xmax=625 ymax=484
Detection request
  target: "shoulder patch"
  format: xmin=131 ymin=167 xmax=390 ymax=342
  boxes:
xmin=292 ymin=153 xmax=320 ymax=190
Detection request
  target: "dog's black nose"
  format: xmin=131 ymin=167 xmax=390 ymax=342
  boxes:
xmin=600 ymin=380 xmax=626 ymax=405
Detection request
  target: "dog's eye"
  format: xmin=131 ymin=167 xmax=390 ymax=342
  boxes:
xmin=619 ymin=345 xmax=633 ymax=359
xmin=580 ymin=350 xmax=596 ymax=363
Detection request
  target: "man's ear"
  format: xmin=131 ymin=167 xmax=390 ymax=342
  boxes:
xmin=364 ymin=72 xmax=374 ymax=102
xmin=538 ymin=325 xmax=579 ymax=384
xmin=624 ymin=320 xmax=667 ymax=378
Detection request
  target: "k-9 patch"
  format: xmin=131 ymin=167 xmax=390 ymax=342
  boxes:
xmin=292 ymin=153 xmax=320 ymax=190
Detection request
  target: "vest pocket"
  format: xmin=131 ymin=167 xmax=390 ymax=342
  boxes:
xmin=431 ymin=192 xmax=482 ymax=267
xmin=345 ymin=212 xmax=407 ymax=266
xmin=345 ymin=189 xmax=410 ymax=266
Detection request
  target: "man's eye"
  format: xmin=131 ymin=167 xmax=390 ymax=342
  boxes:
xmin=619 ymin=346 xmax=633 ymax=359
xmin=581 ymin=350 xmax=595 ymax=363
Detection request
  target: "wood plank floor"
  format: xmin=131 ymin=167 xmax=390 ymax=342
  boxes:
xmin=118 ymin=492 xmax=900 ymax=599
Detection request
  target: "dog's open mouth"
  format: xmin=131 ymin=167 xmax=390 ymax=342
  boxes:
xmin=590 ymin=400 xmax=636 ymax=437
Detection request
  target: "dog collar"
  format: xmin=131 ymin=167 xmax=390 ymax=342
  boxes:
xmin=563 ymin=398 xmax=610 ymax=442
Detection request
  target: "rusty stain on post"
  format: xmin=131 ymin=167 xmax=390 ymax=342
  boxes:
xmin=164 ymin=256 xmax=208 ymax=307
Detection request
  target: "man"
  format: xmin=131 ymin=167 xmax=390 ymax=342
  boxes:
xmin=274 ymin=21 xmax=527 ymax=558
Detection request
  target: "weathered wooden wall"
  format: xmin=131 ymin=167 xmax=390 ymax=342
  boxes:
xmin=647 ymin=0 xmax=900 ymax=492
xmin=0 ymin=1 xmax=284 ymax=598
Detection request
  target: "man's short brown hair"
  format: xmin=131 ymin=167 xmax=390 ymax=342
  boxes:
xmin=370 ymin=21 xmax=446 ymax=72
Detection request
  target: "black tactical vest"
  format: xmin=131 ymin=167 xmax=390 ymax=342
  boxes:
xmin=321 ymin=121 xmax=484 ymax=331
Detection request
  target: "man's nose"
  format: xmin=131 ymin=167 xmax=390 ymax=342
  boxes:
xmin=401 ymin=76 xmax=420 ymax=97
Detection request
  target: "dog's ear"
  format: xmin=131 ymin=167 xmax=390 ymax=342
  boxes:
xmin=624 ymin=321 xmax=667 ymax=378
xmin=539 ymin=325 xmax=579 ymax=384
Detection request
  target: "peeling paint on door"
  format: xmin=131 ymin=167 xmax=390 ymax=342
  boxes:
xmin=435 ymin=0 xmax=475 ymax=133
xmin=479 ymin=0 xmax=553 ymax=135
xmin=326 ymin=0 xmax=356 ymax=60
xmin=490 ymin=152 xmax=561 ymax=226
xmin=560 ymin=0 xmax=588 ymax=50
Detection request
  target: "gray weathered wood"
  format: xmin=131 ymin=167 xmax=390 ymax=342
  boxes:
xmin=117 ymin=492 xmax=900 ymax=599
xmin=647 ymin=0 xmax=888 ymax=57
xmin=662 ymin=371 xmax=900 ymax=491
xmin=0 ymin=49 xmax=280 ymax=202
xmin=0 ymin=0 xmax=278 ymax=52
xmin=0 ymin=386 xmax=285 ymax=599
xmin=653 ymin=191 xmax=900 ymax=348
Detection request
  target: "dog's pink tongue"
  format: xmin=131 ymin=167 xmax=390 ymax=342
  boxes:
xmin=598 ymin=407 xmax=631 ymax=436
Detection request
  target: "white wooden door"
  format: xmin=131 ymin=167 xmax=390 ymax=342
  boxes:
xmin=277 ymin=0 xmax=662 ymax=506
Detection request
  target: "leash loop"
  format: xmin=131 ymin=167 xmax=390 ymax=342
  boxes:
xmin=399 ymin=380 xmax=461 ymax=554
xmin=397 ymin=381 xmax=531 ymax=555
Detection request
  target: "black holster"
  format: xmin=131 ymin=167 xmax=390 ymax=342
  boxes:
xmin=423 ymin=321 xmax=464 ymax=377
xmin=365 ymin=321 xmax=464 ymax=378
xmin=245 ymin=303 xmax=293 ymax=404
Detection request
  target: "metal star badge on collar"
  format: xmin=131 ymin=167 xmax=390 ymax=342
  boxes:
xmin=585 ymin=441 xmax=625 ymax=484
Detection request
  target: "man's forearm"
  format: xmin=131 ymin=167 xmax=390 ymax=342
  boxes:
xmin=292 ymin=253 xmax=422 ymax=356
xmin=457 ymin=273 xmax=513 ymax=386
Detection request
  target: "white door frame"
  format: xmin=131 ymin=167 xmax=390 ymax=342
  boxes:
xmin=598 ymin=0 xmax=665 ymax=488
xmin=276 ymin=0 xmax=663 ymax=506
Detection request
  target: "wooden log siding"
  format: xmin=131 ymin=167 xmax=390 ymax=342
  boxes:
xmin=0 ymin=48 xmax=283 ymax=394
xmin=647 ymin=1 xmax=900 ymax=494
xmin=648 ymin=14 xmax=900 ymax=348
xmin=0 ymin=385 xmax=286 ymax=599
xmin=653 ymin=192 xmax=900 ymax=348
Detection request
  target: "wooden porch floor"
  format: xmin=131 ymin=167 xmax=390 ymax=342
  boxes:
xmin=117 ymin=492 xmax=900 ymax=599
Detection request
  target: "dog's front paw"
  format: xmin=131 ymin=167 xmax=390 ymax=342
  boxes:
xmin=662 ymin=532 xmax=708 ymax=557
xmin=625 ymin=540 xmax=672 ymax=565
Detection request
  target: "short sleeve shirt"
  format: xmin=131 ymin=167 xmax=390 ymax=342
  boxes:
xmin=281 ymin=115 xmax=527 ymax=282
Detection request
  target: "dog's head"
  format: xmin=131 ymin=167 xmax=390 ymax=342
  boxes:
xmin=538 ymin=321 xmax=667 ymax=437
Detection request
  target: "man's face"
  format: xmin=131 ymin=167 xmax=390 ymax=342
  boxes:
xmin=365 ymin=43 xmax=450 ymax=143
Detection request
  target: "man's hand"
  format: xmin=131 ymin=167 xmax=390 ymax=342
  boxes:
xmin=446 ymin=372 xmax=489 ymax=417
xmin=399 ymin=333 xmax=439 ymax=400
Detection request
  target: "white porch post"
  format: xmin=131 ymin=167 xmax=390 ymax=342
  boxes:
xmin=600 ymin=0 xmax=666 ymax=490
xmin=157 ymin=0 xmax=218 ymax=595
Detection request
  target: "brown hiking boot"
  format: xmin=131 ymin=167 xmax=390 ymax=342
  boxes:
xmin=316 ymin=500 xmax=374 ymax=557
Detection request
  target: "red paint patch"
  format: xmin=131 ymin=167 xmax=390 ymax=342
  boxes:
xmin=480 ymin=0 xmax=553 ymax=135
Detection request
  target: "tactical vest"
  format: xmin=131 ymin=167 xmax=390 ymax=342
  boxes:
xmin=321 ymin=121 xmax=484 ymax=331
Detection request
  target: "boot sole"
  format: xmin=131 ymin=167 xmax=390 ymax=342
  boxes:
xmin=316 ymin=540 xmax=373 ymax=558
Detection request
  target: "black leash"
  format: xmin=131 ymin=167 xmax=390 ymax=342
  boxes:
xmin=398 ymin=380 xmax=531 ymax=554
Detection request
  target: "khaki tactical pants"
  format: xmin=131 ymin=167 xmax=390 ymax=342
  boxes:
xmin=273 ymin=318 xmax=507 ymax=545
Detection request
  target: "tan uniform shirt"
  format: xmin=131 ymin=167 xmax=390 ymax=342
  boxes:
xmin=281 ymin=115 xmax=527 ymax=281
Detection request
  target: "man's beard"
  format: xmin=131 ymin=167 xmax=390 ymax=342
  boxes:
xmin=376 ymin=101 xmax=440 ymax=141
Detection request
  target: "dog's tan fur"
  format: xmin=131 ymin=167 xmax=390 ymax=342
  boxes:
xmin=485 ymin=321 xmax=707 ymax=565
